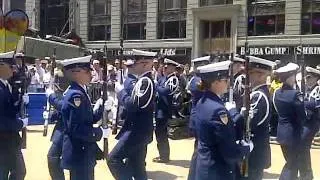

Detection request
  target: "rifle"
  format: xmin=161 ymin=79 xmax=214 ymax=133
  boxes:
xmin=300 ymin=46 xmax=306 ymax=96
xmin=101 ymin=45 xmax=109 ymax=158
xmin=241 ymin=42 xmax=251 ymax=177
xmin=43 ymin=48 xmax=56 ymax=136
xmin=20 ymin=53 xmax=28 ymax=149
xmin=229 ymin=53 xmax=234 ymax=103
xmin=112 ymin=38 xmax=124 ymax=135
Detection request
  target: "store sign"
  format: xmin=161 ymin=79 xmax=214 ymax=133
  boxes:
xmin=239 ymin=46 xmax=290 ymax=56
xmin=117 ymin=48 xmax=176 ymax=56
xmin=159 ymin=48 xmax=176 ymax=56
xmin=295 ymin=46 xmax=320 ymax=55
xmin=239 ymin=46 xmax=320 ymax=56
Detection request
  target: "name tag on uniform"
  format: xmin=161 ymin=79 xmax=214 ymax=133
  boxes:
xmin=73 ymin=97 xmax=81 ymax=107
xmin=220 ymin=113 xmax=229 ymax=125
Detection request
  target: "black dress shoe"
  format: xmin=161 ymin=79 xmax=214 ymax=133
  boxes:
xmin=152 ymin=157 xmax=170 ymax=163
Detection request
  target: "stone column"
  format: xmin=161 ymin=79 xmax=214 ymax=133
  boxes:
xmin=233 ymin=0 xmax=247 ymax=37
xmin=285 ymin=0 xmax=301 ymax=35
xmin=146 ymin=0 xmax=158 ymax=40
xmin=79 ymin=0 xmax=88 ymax=41
xmin=186 ymin=0 xmax=199 ymax=39
xmin=111 ymin=0 xmax=121 ymax=41
xmin=25 ymin=0 xmax=40 ymax=29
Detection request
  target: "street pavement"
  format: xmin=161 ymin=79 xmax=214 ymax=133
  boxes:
xmin=23 ymin=125 xmax=320 ymax=180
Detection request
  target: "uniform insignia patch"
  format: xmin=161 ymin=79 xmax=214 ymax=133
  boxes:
xmin=220 ymin=114 xmax=229 ymax=125
xmin=73 ymin=97 xmax=81 ymax=107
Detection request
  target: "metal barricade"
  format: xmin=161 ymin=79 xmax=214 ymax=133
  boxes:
xmin=87 ymin=82 xmax=103 ymax=103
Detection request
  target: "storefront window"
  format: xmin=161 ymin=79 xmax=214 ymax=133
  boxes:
xmin=200 ymin=0 xmax=233 ymax=6
xmin=123 ymin=0 xmax=147 ymax=40
xmin=158 ymin=0 xmax=187 ymax=39
xmin=88 ymin=0 xmax=111 ymax=41
xmin=247 ymin=1 xmax=285 ymax=36
xmin=302 ymin=0 xmax=320 ymax=34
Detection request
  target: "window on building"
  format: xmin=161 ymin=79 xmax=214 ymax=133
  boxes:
xmin=89 ymin=25 xmax=111 ymax=41
xmin=302 ymin=0 xmax=320 ymax=34
xmin=123 ymin=23 xmax=146 ymax=40
xmin=203 ymin=20 xmax=231 ymax=38
xmin=40 ymin=0 xmax=69 ymax=37
xmin=124 ymin=0 xmax=147 ymax=13
xmin=88 ymin=0 xmax=111 ymax=41
xmin=123 ymin=0 xmax=147 ymax=40
xmin=200 ymin=0 xmax=233 ymax=6
xmin=158 ymin=0 xmax=187 ymax=39
xmin=247 ymin=1 xmax=285 ymax=36
xmin=90 ymin=0 xmax=111 ymax=15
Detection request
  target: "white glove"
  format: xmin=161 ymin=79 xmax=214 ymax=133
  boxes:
xmin=46 ymin=88 xmax=54 ymax=98
xmin=115 ymin=82 xmax=124 ymax=94
xmin=225 ymin=101 xmax=236 ymax=111
xmin=241 ymin=140 xmax=254 ymax=152
xmin=93 ymin=98 xmax=104 ymax=112
xmin=240 ymin=107 xmax=246 ymax=116
xmin=100 ymin=127 xmax=111 ymax=138
xmin=22 ymin=94 xmax=29 ymax=104
xmin=43 ymin=111 xmax=49 ymax=120
xmin=21 ymin=118 xmax=28 ymax=128
xmin=104 ymin=98 xmax=113 ymax=111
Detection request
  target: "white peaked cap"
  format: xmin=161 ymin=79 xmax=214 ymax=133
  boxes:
xmin=132 ymin=49 xmax=157 ymax=57
xmin=248 ymin=56 xmax=276 ymax=69
xmin=306 ymin=66 xmax=320 ymax=76
xmin=0 ymin=51 xmax=14 ymax=59
xmin=275 ymin=63 xmax=299 ymax=74
xmin=231 ymin=56 xmax=245 ymax=63
xmin=191 ymin=56 xmax=210 ymax=63
xmin=107 ymin=64 xmax=114 ymax=70
xmin=93 ymin=60 xmax=100 ymax=64
xmin=197 ymin=61 xmax=231 ymax=74
xmin=125 ymin=59 xmax=135 ymax=66
xmin=61 ymin=55 xmax=92 ymax=67
xmin=164 ymin=58 xmax=180 ymax=67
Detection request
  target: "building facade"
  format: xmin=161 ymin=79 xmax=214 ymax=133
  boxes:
xmin=6 ymin=0 xmax=320 ymax=65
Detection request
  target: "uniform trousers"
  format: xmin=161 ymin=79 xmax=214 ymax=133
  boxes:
xmin=239 ymin=168 xmax=264 ymax=180
xmin=107 ymin=138 xmax=148 ymax=180
xmin=0 ymin=148 xmax=26 ymax=180
xmin=279 ymin=145 xmax=299 ymax=180
xmin=298 ymin=126 xmax=316 ymax=180
xmin=187 ymin=139 xmax=198 ymax=180
xmin=70 ymin=165 xmax=94 ymax=180
xmin=155 ymin=118 xmax=170 ymax=160
xmin=47 ymin=143 xmax=65 ymax=180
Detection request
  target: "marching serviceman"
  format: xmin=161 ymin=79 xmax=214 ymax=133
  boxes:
xmin=186 ymin=56 xmax=210 ymax=180
xmin=44 ymin=63 xmax=69 ymax=180
xmin=273 ymin=63 xmax=305 ymax=180
xmin=108 ymin=49 xmax=156 ymax=180
xmin=298 ymin=66 xmax=320 ymax=180
xmin=231 ymin=56 xmax=245 ymax=110
xmin=153 ymin=58 xmax=180 ymax=163
xmin=194 ymin=61 xmax=253 ymax=180
xmin=230 ymin=56 xmax=276 ymax=180
xmin=59 ymin=55 xmax=108 ymax=180
xmin=0 ymin=51 xmax=28 ymax=180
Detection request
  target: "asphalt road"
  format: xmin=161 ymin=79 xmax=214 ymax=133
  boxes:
xmin=22 ymin=125 xmax=320 ymax=180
